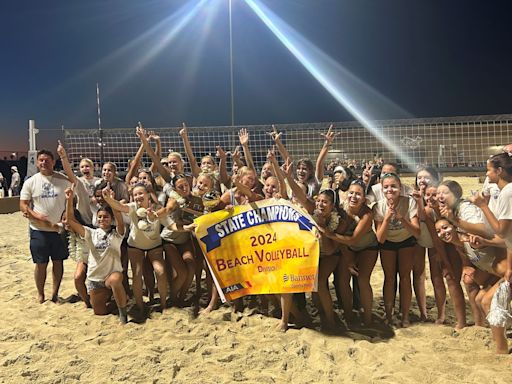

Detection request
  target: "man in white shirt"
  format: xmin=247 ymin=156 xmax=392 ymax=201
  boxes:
xmin=20 ymin=149 xmax=71 ymax=303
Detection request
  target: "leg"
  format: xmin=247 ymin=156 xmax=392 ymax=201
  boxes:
xmin=464 ymin=281 xmax=485 ymax=326
xmin=335 ymin=250 xmax=355 ymax=322
xmin=412 ymin=245 xmax=427 ymax=320
xmin=105 ymin=272 xmax=128 ymax=323
xmin=380 ymin=250 xmax=398 ymax=323
xmin=89 ymin=287 xmax=112 ymax=315
xmin=164 ymin=243 xmax=187 ymax=305
xmin=120 ymin=243 xmax=131 ymax=297
xmin=356 ymin=249 xmax=378 ymax=326
xmin=50 ymin=260 xmax=64 ymax=302
xmin=178 ymin=241 xmax=196 ymax=302
xmin=193 ymin=239 xmax=203 ymax=302
xmin=315 ymin=255 xmax=339 ymax=330
xmin=278 ymin=293 xmax=292 ymax=332
xmin=397 ymin=247 xmax=415 ymax=327
xmin=74 ymin=261 xmax=90 ymax=307
xmin=128 ymin=247 xmax=145 ymax=311
xmin=34 ymin=263 xmax=48 ymax=303
xmin=142 ymin=256 xmax=155 ymax=302
xmin=427 ymin=249 xmax=446 ymax=324
xmin=480 ymin=281 xmax=509 ymax=354
xmin=147 ymin=247 xmax=168 ymax=310
xmin=201 ymin=283 xmax=219 ymax=315
xmin=444 ymin=245 xmax=466 ymax=329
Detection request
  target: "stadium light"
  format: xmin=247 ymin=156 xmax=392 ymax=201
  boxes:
xmin=229 ymin=0 xmax=235 ymax=126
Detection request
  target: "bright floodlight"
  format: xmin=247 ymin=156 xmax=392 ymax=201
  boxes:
xmin=244 ymin=0 xmax=417 ymax=169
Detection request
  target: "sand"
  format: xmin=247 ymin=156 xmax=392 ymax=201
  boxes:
xmin=1 ymin=177 xmax=510 ymax=383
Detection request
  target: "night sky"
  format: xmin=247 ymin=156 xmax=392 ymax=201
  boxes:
xmin=1 ymin=0 xmax=511 ymax=152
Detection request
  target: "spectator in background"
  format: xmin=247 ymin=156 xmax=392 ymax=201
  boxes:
xmin=0 ymin=172 xmax=7 ymax=197
xmin=10 ymin=166 xmax=21 ymax=196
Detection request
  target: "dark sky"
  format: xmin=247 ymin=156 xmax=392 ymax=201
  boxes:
xmin=1 ymin=0 xmax=511 ymax=151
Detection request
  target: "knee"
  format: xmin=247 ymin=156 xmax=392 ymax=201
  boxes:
xmin=74 ymin=270 xmax=86 ymax=282
xmin=152 ymin=262 xmax=166 ymax=277
xmin=462 ymin=274 xmax=474 ymax=285
xmin=109 ymin=272 xmax=123 ymax=286
xmin=480 ymin=294 xmax=492 ymax=313
xmin=93 ymin=307 xmax=109 ymax=316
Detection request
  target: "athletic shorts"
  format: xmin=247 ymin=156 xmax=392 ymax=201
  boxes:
xmin=85 ymin=279 xmax=107 ymax=293
xmin=379 ymin=236 xmax=417 ymax=251
xmin=29 ymin=229 xmax=68 ymax=264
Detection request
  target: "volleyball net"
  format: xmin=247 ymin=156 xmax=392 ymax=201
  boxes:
xmin=62 ymin=114 xmax=512 ymax=174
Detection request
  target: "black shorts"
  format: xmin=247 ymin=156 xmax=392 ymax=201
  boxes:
xmin=29 ymin=229 xmax=68 ymax=264
xmin=379 ymin=236 xmax=417 ymax=251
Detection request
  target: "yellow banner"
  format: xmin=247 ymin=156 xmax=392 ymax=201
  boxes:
xmin=194 ymin=198 xmax=320 ymax=301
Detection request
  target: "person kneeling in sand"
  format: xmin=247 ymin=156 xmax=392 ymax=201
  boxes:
xmin=65 ymin=186 xmax=129 ymax=324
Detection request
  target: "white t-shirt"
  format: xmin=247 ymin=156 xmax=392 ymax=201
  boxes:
xmin=83 ymin=227 xmax=123 ymax=282
xmin=457 ymin=201 xmax=484 ymax=224
xmin=20 ymin=172 xmax=71 ymax=231
xmin=127 ymin=202 xmax=169 ymax=250
xmin=495 ymin=182 xmax=512 ymax=248
xmin=373 ymin=196 xmax=418 ymax=242
xmin=463 ymin=242 xmax=496 ymax=274
xmin=75 ymin=178 xmax=93 ymax=225
xmin=79 ymin=176 xmax=100 ymax=198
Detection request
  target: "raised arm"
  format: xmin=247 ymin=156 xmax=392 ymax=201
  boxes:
xmin=239 ymin=128 xmax=256 ymax=173
xmin=267 ymin=147 xmax=288 ymax=199
xmin=136 ymin=126 xmax=171 ymax=182
xmin=315 ymin=124 xmax=337 ymax=181
xmin=65 ymin=186 xmax=85 ymax=238
xmin=280 ymin=159 xmax=314 ymax=213
xmin=56 ymin=140 xmax=77 ymax=184
xmin=112 ymin=204 xmax=125 ymax=237
xmin=179 ymin=123 xmax=201 ymax=178
xmin=149 ymin=131 xmax=161 ymax=174
xmin=270 ymin=125 xmax=291 ymax=163
xmin=125 ymin=123 xmax=146 ymax=183
xmin=216 ymin=145 xmax=230 ymax=186
xmin=231 ymin=145 xmax=245 ymax=170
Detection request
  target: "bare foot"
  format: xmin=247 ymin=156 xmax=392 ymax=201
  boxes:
xmin=199 ymin=306 xmax=214 ymax=316
xmin=37 ymin=294 xmax=45 ymax=304
xmin=435 ymin=318 xmax=445 ymax=325
xmin=401 ymin=319 xmax=410 ymax=328
xmin=51 ymin=294 xmax=61 ymax=304
xmin=453 ymin=323 xmax=466 ymax=331
xmin=276 ymin=321 xmax=288 ymax=332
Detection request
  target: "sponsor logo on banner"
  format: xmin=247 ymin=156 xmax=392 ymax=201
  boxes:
xmin=194 ymin=199 xmax=319 ymax=302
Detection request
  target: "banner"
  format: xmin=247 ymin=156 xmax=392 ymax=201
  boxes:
xmin=194 ymin=198 xmax=320 ymax=302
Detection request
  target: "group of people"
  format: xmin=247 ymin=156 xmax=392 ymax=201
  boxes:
xmin=0 ymin=165 xmax=20 ymax=197
xmin=19 ymin=124 xmax=512 ymax=354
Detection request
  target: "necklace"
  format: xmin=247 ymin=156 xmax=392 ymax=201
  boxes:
xmin=313 ymin=210 xmax=340 ymax=232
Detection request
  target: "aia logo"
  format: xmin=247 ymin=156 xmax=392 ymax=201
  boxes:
xmin=283 ymin=274 xmax=289 ymax=283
